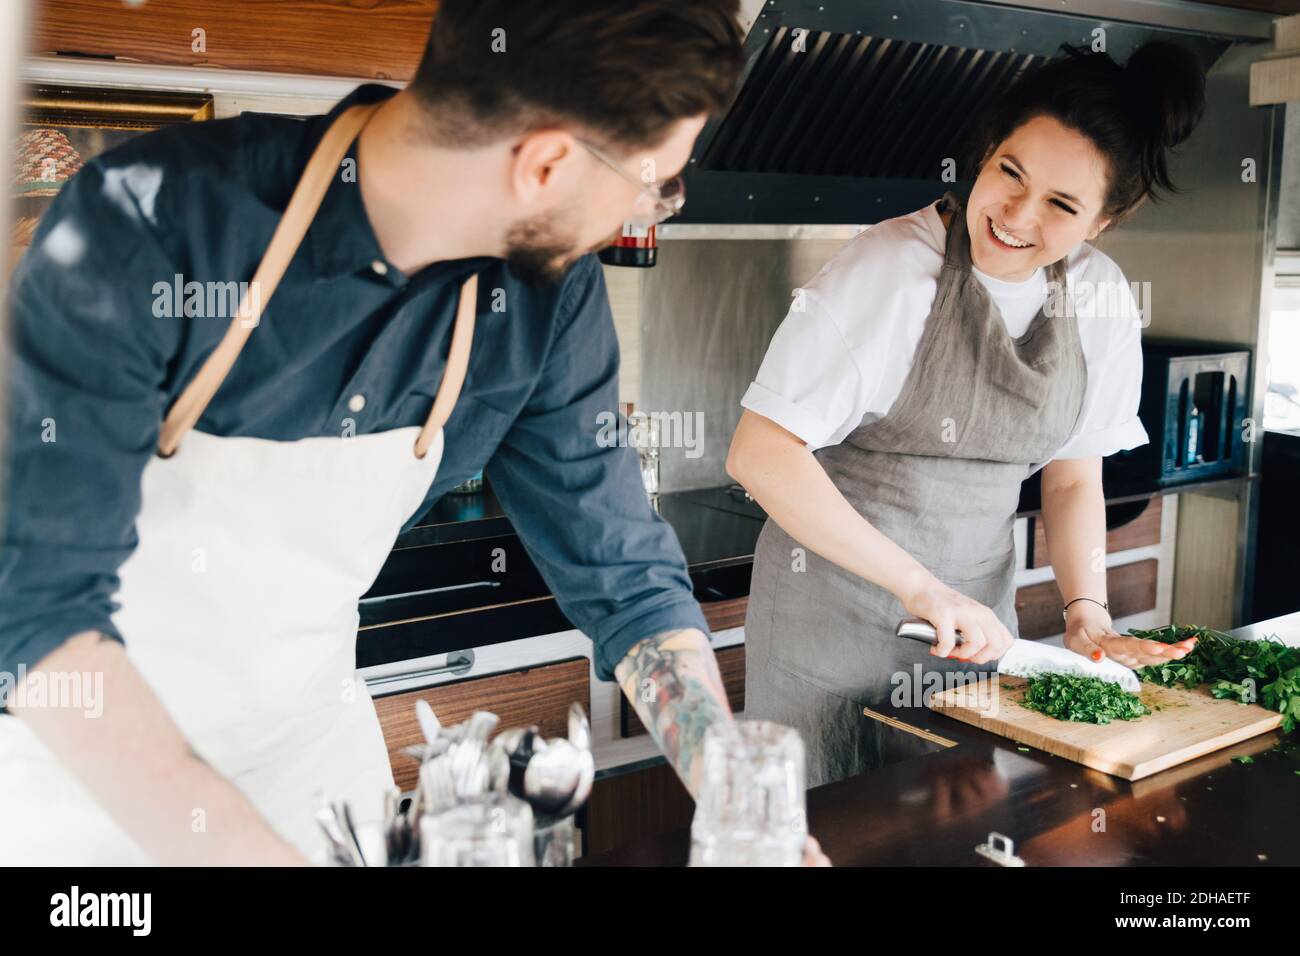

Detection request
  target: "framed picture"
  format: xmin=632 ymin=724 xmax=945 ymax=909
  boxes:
xmin=10 ymin=85 xmax=214 ymax=268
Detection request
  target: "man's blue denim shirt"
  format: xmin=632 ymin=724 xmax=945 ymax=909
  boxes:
xmin=0 ymin=83 xmax=706 ymax=688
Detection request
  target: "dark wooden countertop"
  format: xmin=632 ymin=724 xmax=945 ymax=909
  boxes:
xmin=583 ymin=706 xmax=1298 ymax=867
xmin=581 ymin=616 xmax=1300 ymax=867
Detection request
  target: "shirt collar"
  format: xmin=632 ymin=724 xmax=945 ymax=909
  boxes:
xmin=305 ymin=84 xmax=402 ymax=281
xmin=303 ymin=84 xmax=500 ymax=289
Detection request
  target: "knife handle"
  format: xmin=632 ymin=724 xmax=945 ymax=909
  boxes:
xmin=895 ymin=617 xmax=966 ymax=646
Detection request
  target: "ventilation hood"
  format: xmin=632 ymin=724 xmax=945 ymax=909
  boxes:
xmin=671 ymin=0 xmax=1265 ymax=227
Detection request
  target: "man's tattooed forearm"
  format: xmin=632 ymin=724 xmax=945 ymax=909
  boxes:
xmin=620 ymin=632 xmax=729 ymax=782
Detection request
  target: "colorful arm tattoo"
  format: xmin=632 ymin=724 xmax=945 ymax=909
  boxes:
xmin=614 ymin=628 xmax=733 ymax=796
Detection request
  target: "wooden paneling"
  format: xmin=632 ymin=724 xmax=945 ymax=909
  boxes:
xmin=620 ymin=643 xmax=745 ymax=739
xmin=1030 ymin=497 xmax=1162 ymax=569
xmin=373 ymin=657 xmax=589 ymax=792
xmin=1173 ymin=494 xmax=1241 ymax=629
xmin=1015 ymin=558 xmax=1158 ymax=640
xmin=700 ymin=595 xmax=748 ymax=633
xmin=1251 ymin=55 xmax=1300 ymax=108
xmin=32 ymin=0 xmax=439 ymax=80
xmin=583 ymin=761 xmax=694 ymax=857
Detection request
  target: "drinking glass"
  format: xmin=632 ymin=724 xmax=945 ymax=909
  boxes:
xmin=689 ymin=720 xmax=807 ymax=867
xmin=419 ymin=793 xmax=536 ymax=867
xmin=534 ymin=814 xmax=577 ymax=868
xmin=627 ymin=412 xmax=660 ymax=499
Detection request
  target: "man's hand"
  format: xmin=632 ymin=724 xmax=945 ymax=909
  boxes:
xmin=1062 ymin=602 xmax=1197 ymax=668
xmin=614 ymin=629 xmax=833 ymax=866
xmin=803 ymin=835 xmax=831 ymax=866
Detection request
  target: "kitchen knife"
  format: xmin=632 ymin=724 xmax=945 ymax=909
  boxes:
xmin=894 ymin=617 xmax=1141 ymax=692
xmin=896 ymin=617 xmax=962 ymax=646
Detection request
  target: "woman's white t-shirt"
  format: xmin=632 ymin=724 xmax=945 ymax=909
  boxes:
xmin=741 ymin=200 xmax=1150 ymax=459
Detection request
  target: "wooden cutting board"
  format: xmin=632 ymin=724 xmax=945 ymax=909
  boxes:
xmin=928 ymin=675 xmax=1284 ymax=780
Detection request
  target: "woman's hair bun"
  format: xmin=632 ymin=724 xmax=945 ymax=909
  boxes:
xmin=1124 ymin=41 xmax=1206 ymax=150
xmin=962 ymin=38 xmax=1208 ymax=222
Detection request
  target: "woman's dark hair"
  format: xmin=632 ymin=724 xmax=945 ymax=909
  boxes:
xmin=409 ymin=0 xmax=745 ymax=153
xmin=962 ymin=41 xmax=1207 ymax=224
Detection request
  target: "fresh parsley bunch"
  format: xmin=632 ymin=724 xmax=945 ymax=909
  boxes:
xmin=1130 ymin=624 xmax=1300 ymax=734
xmin=1020 ymin=673 xmax=1150 ymax=725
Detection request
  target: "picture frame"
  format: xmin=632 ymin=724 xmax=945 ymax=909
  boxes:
xmin=10 ymin=85 xmax=214 ymax=269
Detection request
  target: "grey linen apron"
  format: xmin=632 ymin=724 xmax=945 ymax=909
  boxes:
xmin=744 ymin=192 xmax=1087 ymax=788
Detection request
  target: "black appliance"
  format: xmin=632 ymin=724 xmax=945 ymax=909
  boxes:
xmin=1116 ymin=339 xmax=1251 ymax=486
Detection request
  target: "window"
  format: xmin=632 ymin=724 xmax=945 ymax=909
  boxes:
xmin=1265 ymin=253 xmax=1300 ymax=434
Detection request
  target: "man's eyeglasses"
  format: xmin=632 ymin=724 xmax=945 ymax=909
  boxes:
xmin=577 ymin=138 xmax=686 ymax=227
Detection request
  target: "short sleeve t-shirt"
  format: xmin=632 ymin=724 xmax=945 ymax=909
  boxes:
xmin=741 ymin=199 xmax=1149 ymax=459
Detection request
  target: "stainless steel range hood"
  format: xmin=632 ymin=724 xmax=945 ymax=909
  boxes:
xmin=676 ymin=0 xmax=1266 ymax=225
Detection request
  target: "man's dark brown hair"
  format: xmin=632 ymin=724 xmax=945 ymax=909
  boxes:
xmin=409 ymin=0 xmax=745 ymax=153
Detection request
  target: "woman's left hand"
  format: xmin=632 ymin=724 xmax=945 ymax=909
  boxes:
xmin=1062 ymin=601 xmax=1197 ymax=668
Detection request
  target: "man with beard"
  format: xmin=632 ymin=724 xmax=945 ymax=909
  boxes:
xmin=0 ymin=0 xmax=831 ymax=865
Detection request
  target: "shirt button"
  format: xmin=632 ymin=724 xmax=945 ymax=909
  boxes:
xmin=370 ymin=259 xmax=389 ymax=276
xmin=347 ymin=393 xmax=366 ymax=413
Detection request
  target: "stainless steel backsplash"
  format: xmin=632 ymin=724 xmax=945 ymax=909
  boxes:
xmin=639 ymin=236 xmax=851 ymax=492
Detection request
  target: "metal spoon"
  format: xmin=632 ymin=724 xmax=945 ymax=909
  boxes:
xmin=415 ymin=698 xmax=441 ymax=746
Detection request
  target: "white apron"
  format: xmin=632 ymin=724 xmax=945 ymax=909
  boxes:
xmin=0 ymin=102 xmax=480 ymax=865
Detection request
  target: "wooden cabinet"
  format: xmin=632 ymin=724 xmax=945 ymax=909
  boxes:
xmin=1028 ymin=497 xmax=1163 ymax=569
xmin=700 ymin=595 xmax=748 ymax=632
xmin=583 ymin=761 xmax=694 ymax=857
xmin=32 ymin=0 xmax=439 ymax=80
xmin=1017 ymin=496 xmax=1165 ymax=639
xmin=1015 ymin=558 xmax=1159 ymax=641
xmin=372 ymin=657 xmax=589 ymax=792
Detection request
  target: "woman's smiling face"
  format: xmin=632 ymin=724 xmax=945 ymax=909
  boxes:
xmin=964 ymin=113 xmax=1113 ymax=282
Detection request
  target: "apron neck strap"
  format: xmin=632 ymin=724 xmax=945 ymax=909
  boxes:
xmin=415 ymin=273 xmax=478 ymax=459
xmin=156 ymin=100 xmax=480 ymax=461
xmin=157 ymin=101 xmax=383 ymax=457
xmin=938 ymin=191 xmax=974 ymax=274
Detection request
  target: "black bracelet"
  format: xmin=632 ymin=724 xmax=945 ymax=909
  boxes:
xmin=1062 ymin=596 xmax=1109 ymax=622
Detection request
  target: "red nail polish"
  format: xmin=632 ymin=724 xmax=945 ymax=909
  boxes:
xmin=1090 ymin=650 xmax=1103 ymax=662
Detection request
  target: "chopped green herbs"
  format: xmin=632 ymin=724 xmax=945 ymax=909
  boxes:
xmin=1232 ymin=755 xmax=1254 ymax=765
xmin=1020 ymin=673 xmax=1150 ymax=725
xmin=1129 ymin=624 xmax=1300 ymax=734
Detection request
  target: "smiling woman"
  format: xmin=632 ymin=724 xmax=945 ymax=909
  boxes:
xmin=961 ymin=41 xmax=1207 ymax=263
xmin=728 ymin=40 xmax=1208 ymax=788
xmin=954 ymin=42 xmax=1207 ymax=287
xmin=963 ymin=115 xmax=1114 ymax=282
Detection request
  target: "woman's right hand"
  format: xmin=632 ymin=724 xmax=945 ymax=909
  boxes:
xmin=899 ymin=571 xmax=1013 ymax=665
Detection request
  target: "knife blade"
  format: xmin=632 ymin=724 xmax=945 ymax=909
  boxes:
xmin=895 ymin=617 xmax=1140 ymax=691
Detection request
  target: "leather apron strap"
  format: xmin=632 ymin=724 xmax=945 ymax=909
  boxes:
xmin=157 ymin=101 xmax=478 ymax=461
xmin=418 ymin=270 xmax=478 ymax=458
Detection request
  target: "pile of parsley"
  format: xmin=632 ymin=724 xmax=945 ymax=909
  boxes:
xmin=1020 ymin=673 xmax=1150 ymax=725
xmin=1130 ymin=624 xmax=1300 ymax=734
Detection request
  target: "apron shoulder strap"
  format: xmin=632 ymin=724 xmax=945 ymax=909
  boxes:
xmin=415 ymin=272 xmax=478 ymax=459
xmin=157 ymin=101 xmax=382 ymax=457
